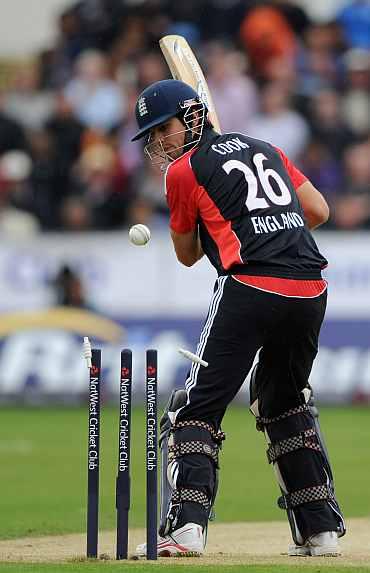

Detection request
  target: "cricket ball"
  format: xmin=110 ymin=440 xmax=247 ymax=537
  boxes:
xmin=128 ymin=224 xmax=151 ymax=246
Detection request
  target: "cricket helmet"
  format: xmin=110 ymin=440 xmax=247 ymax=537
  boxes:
xmin=132 ymin=79 xmax=205 ymax=141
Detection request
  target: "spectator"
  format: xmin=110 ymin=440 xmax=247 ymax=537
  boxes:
xmin=300 ymin=140 xmax=343 ymax=208
xmin=67 ymin=142 xmax=131 ymax=230
xmin=344 ymin=141 xmax=370 ymax=196
xmin=0 ymin=95 xmax=28 ymax=155
xmin=295 ymin=24 xmax=343 ymax=103
xmin=133 ymin=51 xmax=169 ymax=92
xmin=0 ymin=151 xmax=40 ymax=236
xmin=199 ymin=0 xmax=251 ymax=42
xmin=333 ymin=142 xmax=370 ymax=229
xmin=52 ymin=264 xmax=88 ymax=307
xmin=204 ymin=42 xmax=259 ymax=133
xmin=60 ymin=196 xmax=91 ymax=231
xmin=75 ymin=0 xmax=126 ymax=52
xmin=245 ymin=81 xmax=310 ymax=161
xmin=298 ymin=0 xmax=347 ymax=23
xmin=3 ymin=61 xmax=55 ymax=130
xmin=129 ymin=162 xmax=169 ymax=226
xmin=28 ymin=130 xmax=69 ymax=230
xmin=45 ymin=92 xmax=84 ymax=171
xmin=239 ymin=5 xmax=297 ymax=80
xmin=272 ymin=0 xmax=312 ymax=37
xmin=166 ymin=22 xmax=201 ymax=47
xmin=110 ymin=14 xmax=150 ymax=73
xmin=341 ymin=48 xmax=370 ymax=136
xmin=64 ymin=50 xmax=126 ymax=131
xmin=309 ymin=89 xmax=356 ymax=157
xmin=337 ymin=0 xmax=370 ymax=49
xmin=45 ymin=7 xmax=87 ymax=89
xmin=0 ymin=0 xmax=368 ymax=233
xmin=166 ymin=1 xmax=203 ymax=34
xmin=262 ymin=53 xmax=298 ymax=88
xmin=117 ymin=88 xmax=147 ymax=176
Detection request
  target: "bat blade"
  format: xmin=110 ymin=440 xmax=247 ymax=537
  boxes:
xmin=159 ymin=34 xmax=221 ymax=134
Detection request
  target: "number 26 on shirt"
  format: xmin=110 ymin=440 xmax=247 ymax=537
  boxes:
xmin=222 ymin=153 xmax=292 ymax=212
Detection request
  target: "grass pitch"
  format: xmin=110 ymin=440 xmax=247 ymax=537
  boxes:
xmin=0 ymin=405 xmax=368 ymax=541
xmin=0 ymin=405 xmax=369 ymax=572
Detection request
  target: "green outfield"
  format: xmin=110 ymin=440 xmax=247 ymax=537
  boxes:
xmin=0 ymin=405 xmax=369 ymax=573
xmin=0 ymin=405 xmax=368 ymax=540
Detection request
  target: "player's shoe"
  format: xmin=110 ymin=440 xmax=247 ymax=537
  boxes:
xmin=135 ymin=522 xmax=205 ymax=557
xmin=288 ymin=531 xmax=340 ymax=557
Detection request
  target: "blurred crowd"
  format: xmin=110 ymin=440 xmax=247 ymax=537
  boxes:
xmin=0 ymin=0 xmax=369 ymax=236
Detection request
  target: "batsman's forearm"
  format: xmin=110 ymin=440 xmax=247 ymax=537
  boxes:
xmin=178 ymin=240 xmax=203 ymax=267
xmin=170 ymin=228 xmax=204 ymax=267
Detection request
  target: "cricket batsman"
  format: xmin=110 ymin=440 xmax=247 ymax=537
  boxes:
xmin=132 ymin=79 xmax=345 ymax=557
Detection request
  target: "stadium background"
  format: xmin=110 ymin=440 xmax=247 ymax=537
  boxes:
xmin=0 ymin=0 xmax=369 ymax=404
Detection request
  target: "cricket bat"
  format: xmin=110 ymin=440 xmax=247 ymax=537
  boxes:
xmin=159 ymin=35 xmax=221 ymax=134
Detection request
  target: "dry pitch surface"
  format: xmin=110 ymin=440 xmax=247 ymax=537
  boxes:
xmin=0 ymin=518 xmax=369 ymax=567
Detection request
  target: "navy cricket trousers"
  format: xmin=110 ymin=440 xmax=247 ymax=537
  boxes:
xmin=173 ymin=275 xmax=341 ymax=540
xmin=177 ymin=274 xmax=327 ymax=426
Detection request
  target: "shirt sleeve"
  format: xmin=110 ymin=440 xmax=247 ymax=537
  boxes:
xmin=274 ymin=147 xmax=307 ymax=190
xmin=165 ymin=155 xmax=199 ymax=234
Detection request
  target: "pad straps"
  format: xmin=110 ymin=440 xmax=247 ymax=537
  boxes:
xmin=172 ymin=487 xmax=210 ymax=511
xmin=278 ymin=484 xmax=334 ymax=509
xmin=172 ymin=420 xmax=226 ymax=444
xmin=169 ymin=440 xmax=220 ymax=466
xmin=169 ymin=420 xmax=226 ymax=468
xmin=256 ymin=404 xmax=309 ymax=431
xmin=267 ymin=428 xmax=321 ymax=464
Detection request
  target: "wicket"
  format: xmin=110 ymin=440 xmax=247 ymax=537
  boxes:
xmin=116 ymin=349 xmax=132 ymax=560
xmin=87 ymin=348 xmax=101 ymax=558
xmin=146 ymin=350 xmax=158 ymax=560
xmin=86 ymin=346 xmax=158 ymax=560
